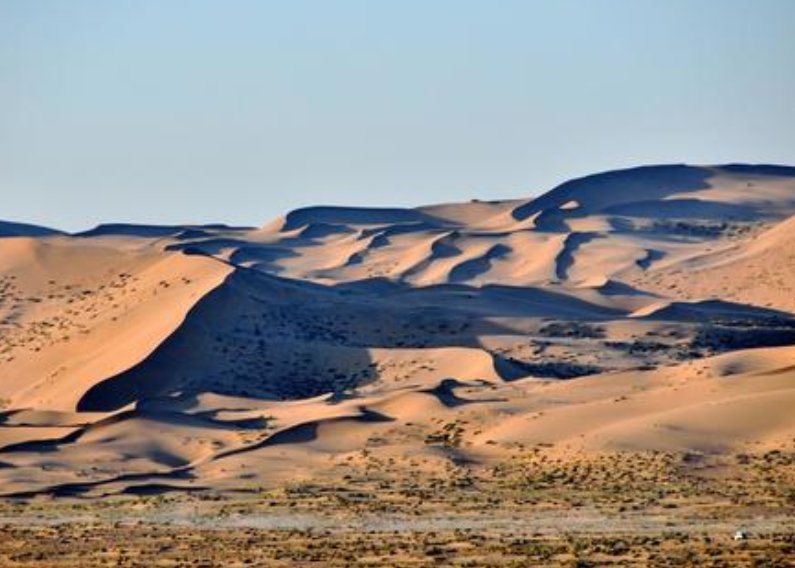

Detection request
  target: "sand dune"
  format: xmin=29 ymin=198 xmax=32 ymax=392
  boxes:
xmin=632 ymin=211 xmax=795 ymax=313
xmin=1 ymin=163 xmax=795 ymax=497
xmin=0 ymin=221 xmax=62 ymax=238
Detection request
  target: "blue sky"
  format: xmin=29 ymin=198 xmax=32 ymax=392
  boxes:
xmin=2 ymin=0 xmax=794 ymax=231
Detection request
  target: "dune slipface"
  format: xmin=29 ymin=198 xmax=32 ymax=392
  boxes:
xmin=1 ymin=163 xmax=795 ymax=498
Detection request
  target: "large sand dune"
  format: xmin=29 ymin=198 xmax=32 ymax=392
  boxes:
xmin=2 ymin=163 xmax=795 ymax=497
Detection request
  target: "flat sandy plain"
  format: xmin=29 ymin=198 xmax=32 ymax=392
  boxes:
xmin=1 ymin=164 xmax=794 ymax=565
xmin=0 ymin=446 xmax=793 ymax=566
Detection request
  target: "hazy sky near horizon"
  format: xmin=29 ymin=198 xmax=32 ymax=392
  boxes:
xmin=2 ymin=1 xmax=794 ymax=231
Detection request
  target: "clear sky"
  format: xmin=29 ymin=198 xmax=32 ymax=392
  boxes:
xmin=2 ymin=0 xmax=794 ymax=231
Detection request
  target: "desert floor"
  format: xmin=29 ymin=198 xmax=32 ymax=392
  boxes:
xmin=1 ymin=446 xmax=793 ymax=566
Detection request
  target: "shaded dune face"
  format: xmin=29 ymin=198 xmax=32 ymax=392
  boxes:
xmin=0 ymin=220 xmax=63 ymax=238
xmin=514 ymin=165 xmax=711 ymax=218
xmin=76 ymin=269 xmax=380 ymax=411
xmin=2 ymin=163 xmax=795 ymax=497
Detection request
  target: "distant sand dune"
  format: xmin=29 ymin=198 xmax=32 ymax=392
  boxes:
xmin=2 ymin=163 xmax=795 ymax=497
